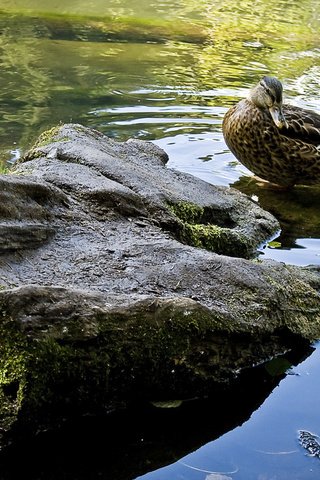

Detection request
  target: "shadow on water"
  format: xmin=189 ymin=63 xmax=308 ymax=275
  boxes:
xmin=233 ymin=176 xmax=320 ymax=265
xmin=0 ymin=344 xmax=313 ymax=480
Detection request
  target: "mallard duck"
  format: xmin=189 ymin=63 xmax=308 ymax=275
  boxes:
xmin=222 ymin=76 xmax=320 ymax=187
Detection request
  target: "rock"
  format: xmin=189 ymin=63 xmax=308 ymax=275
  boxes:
xmin=0 ymin=175 xmax=66 ymax=251
xmin=20 ymin=124 xmax=278 ymax=258
xmin=0 ymin=123 xmax=318 ymax=446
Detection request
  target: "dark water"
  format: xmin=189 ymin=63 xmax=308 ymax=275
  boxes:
xmin=1 ymin=1 xmax=320 ymax=478
xmin=0 ymin=343 xmax=319 ymax=480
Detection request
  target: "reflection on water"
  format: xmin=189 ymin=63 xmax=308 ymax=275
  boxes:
xmin=1 ymin=1 xmax=320 ymax=478
xmin=137 ymin=344 xmax=320 ymax=480
xmin=0 ymin=344 xmax=315 ymax=480
xmin=233 ymin=177 xmax=320 ymax=265
xmin=0 ymin=0 xmax=210 ymax=20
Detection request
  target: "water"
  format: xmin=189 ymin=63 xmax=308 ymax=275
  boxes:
xmin=1 ymin=344 xmax=319 ymax=480
xmin=0 ymin=1 xmax=320 ymax=478
xmin=137 ymin=345 xmax=320 ymax=480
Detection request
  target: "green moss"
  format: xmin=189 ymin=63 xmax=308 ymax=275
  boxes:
xmin=24 ymin=338 xmax=110 ymax=421
xmin=166 ymin=201 xmax=250 ymax=257
xmin=264 ymin=273 xmax=320 ymax=337
xmin=19 ymin=125 xmax=71 ymax=163
xmin=167 ymin=201 xmax=204 ymax=224
xmin=92 ymin=299 xmax=237 ymax=400
xmin=0 ymin=307 xmax=189 ymax=432
xmin=0 ymin=165 xmax=10 ymax=175
xmin=0 ymin=308 xmax=111 ymax=434
xmin=185 ymin=223 xmax=246 ymax=253
xmin=0 ymin=322 xmax=29 ymax=431
xmin=31 ymin=126 xmax=71 ymax=149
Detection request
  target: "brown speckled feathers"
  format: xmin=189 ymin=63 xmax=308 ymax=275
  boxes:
xmin=282 ymin=105 xmax=320 ymax=145
xmin=222 ymin=77 xmax=320 ymax=187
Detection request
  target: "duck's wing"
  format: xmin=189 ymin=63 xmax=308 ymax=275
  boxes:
xmin=281 ymin=104 xmax=320 ymax=145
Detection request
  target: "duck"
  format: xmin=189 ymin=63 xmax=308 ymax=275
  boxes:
xmin=222 ymin=76 xmax=320 ymax=187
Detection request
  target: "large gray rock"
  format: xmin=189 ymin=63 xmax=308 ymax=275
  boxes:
xmin=0 ymin=123 xmax=318 ymax=446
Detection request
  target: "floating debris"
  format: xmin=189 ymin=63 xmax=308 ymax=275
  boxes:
xmin=150 ymin=399 xmax=183 ymax=409
xmin=298 ymin=430 xmax=320 ymax=457
xmin=205 ymin=474 xmax=233 ymax=480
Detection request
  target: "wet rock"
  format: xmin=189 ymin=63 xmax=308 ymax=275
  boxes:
xmin=0 ymin=175 xmax=66 ymax=251
xmin=0 ymin=123 xmax=318 ymax=445
xmin=20 ymin=124 xmax=278 ymax=257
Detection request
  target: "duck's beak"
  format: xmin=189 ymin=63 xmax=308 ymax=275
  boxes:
xmin=269 ymin=105 xmax=288 ymax=129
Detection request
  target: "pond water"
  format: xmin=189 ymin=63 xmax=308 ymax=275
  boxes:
xmin=1 ymin=1 xmax=320 ymax=478
xmin=137 ymin=345 xmax=320 ymax=480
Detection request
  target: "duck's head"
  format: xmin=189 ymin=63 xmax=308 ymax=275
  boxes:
xmin=248 ymin=76 xmax=288 ymax=129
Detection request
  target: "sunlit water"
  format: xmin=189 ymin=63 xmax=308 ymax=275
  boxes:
xmin=1 ymin=1 xmax=320 ymax=479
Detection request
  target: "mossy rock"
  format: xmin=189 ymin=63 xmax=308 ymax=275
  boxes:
xmin=167 ymin=201 xmax=252 ymax=257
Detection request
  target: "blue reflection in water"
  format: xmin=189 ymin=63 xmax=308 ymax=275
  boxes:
xmin=136 ymin=343 xmax=320 ymax=480
xmin=155 ymin=133 xmax=250 ymax=188
xmin=260 ymin=238 xmax=320 ymax=266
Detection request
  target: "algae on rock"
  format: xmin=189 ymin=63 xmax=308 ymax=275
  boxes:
xmin=167 ymin=200 xmax=252 ymax=257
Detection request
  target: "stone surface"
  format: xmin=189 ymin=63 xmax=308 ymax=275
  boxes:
xmin=0 ymin=123 xmax=318 ymax=445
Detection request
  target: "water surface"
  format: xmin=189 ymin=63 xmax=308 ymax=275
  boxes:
xmin=136 ymin=344 xmax=320 ymax=480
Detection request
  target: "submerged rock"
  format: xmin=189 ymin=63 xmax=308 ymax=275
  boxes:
xmin=0 ymin=123 xmax=318 ymax=446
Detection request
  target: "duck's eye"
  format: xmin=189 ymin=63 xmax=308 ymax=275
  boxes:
xmin=261 ymin=83 xmax=275 ymax=102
